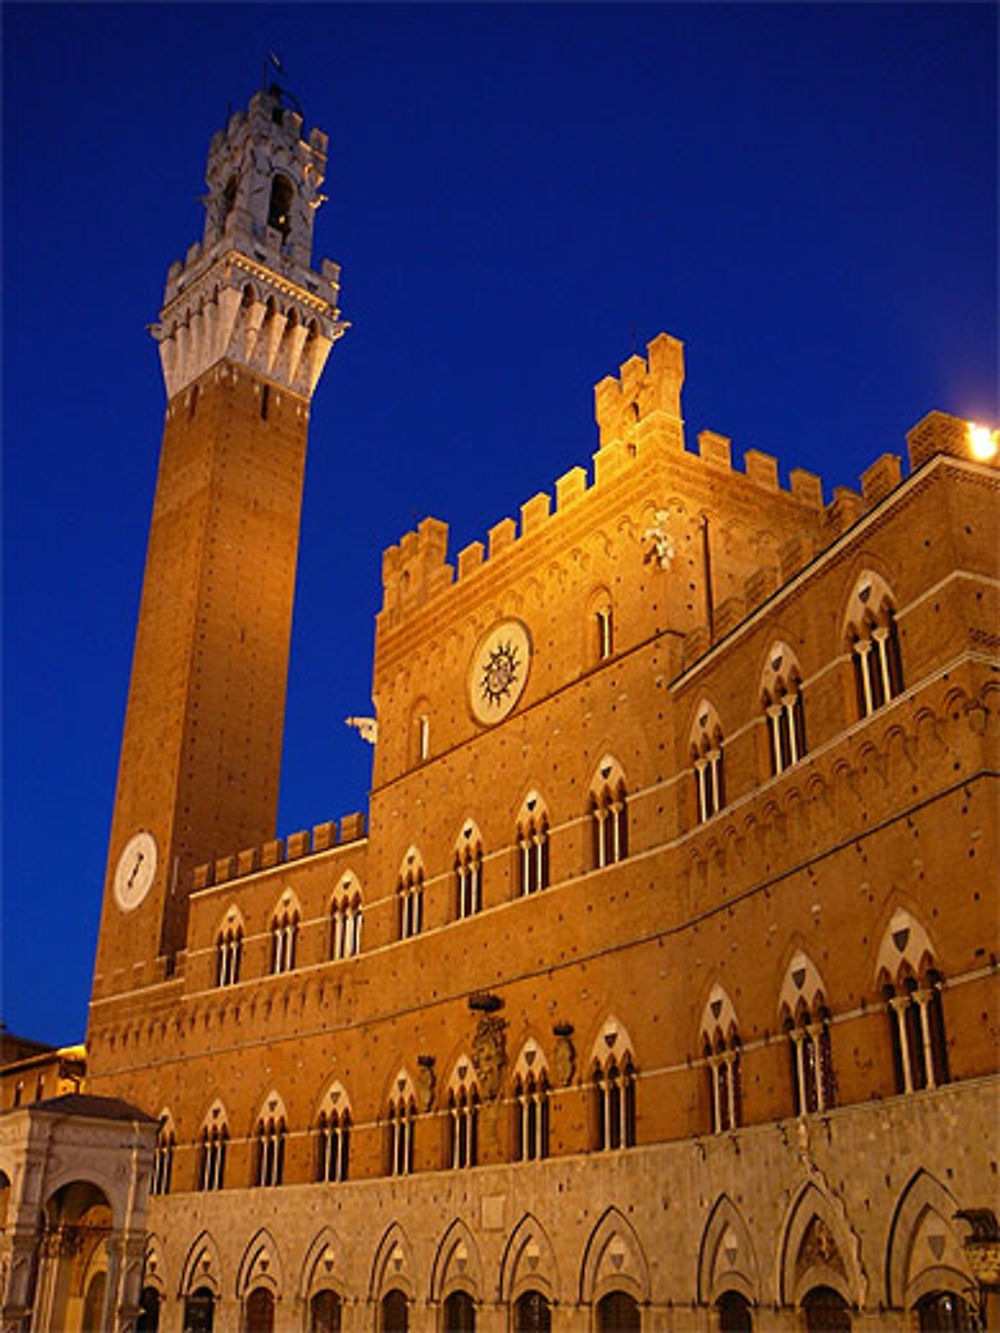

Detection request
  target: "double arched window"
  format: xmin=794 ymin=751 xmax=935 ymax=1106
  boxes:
xmin=844 ymin=571 xmax=904 ymax=718
xmin=701 ymin=988 xmax=742 ymax=1133
xmin=590 ymin=758 xmax=628 ymax=868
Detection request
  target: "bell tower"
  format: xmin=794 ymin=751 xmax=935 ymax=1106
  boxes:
xmin=91 ymin=89 xmax=346 ymax=998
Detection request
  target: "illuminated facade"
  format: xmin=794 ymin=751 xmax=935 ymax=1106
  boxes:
xmin=2 ymin=90 xmax=999 ymax=1333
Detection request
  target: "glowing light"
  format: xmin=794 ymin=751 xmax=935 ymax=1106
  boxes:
xmin=968 ymin=422 xmax=998 ymax=461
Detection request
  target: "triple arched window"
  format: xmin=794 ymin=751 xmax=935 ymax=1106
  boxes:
xmin=315 ymin=1084 xmax=351 ymax=1183
xmin=151 ymin=1111 xmax=175 ymax=1196
xmin=398 ymin=850 xmax=424 ymax=940
xmin=198 ymin=1105 xmax=228 ymax=1191
xmin=761 ymin=643 xmax=807 ymax=776
xmin=270 ymin=895 xmax=299 ymax=974
xmin=779 ymin=954 xmax=835 ymax=1115
xmin=691 ymin=702 xmax=726 ymax=824
xmin=330 ymin=873 xmax=363 ymax=960
xmin=454 ymin=822 xmax=483 ymax=920
xmin=878 ymin=910 xmax=949 ymax=1095
xmin=215 ymin=912 xmax=243 ymax=987
xmin=592 ymin=1020 xmax=636 ymax=1150
xmin=701 ymin=988 xmax=742 ymax=1133
xmin=512 ymin=1041 xmax=550 ymax=1161
xmin=387 ymin=1069 xmax=416 ymax=1176
xmin=516 ymin=791 xmax=550 ymax=895
xmin=591 ymin=758 xmax=628 ymax=868
xmin=447 ymin=1060 xmax=480 ymax=1169
xmin=845 ymin=571 xmax=904 ymax=718
xmin=254 ymin=1094 xmax=287 ymax=1187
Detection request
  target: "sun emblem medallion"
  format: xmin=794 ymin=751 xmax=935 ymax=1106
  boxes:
xmin=468 ymin=620 xmax=532 ymax=725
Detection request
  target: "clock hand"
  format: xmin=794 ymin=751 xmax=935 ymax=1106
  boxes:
xmin=127 ymin=851 xmax=145 ymax=888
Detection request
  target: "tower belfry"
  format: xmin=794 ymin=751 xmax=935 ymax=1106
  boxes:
xmin=92 ymin=90 xmax=346 ymax=995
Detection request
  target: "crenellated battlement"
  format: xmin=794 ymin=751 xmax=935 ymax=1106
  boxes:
xmin=594 ymin=331 xmax=686 ymax=448
xmin=192 ymin=811 xmax=367 ymax=895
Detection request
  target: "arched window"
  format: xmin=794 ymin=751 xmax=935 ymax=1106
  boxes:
xmin=215 ymin=909 xmax=243 ymax=986
xmin=183 ymin=1287 xmax=215 ymax=1333
xmin=513 ymin=1291 xmax=552 ymax=1333
xmin=137 ymin=1286 xmax=161 ymax=1333
xmin=198 ymin=1106 xmax=228 ymax=1191
xmin=270 ymin=894 xmax=299 ymax=974
xmin=309 ymin=1290 xmax=343 ymax=1333
xmin=443 ymin=1291 xmax=476 ymax=1332
xmin=454 ymin=822 xmax=483 ymax=919
xmin=877 ymin=910 xmax=950 ymax=1094
xmin=267 ymin=174 xmax=294 ymax=239
xmin=151 ymin=1111 xmax=176 ymax=1195
xmin=844 ymin=572 xmax=904 ymax=718
xmin=587 ymin=587 xmax=614 ymax=664
xmin=447 ymin=1060 xmax=480 ymax=1169
xmin=915 ymin=1291 xmax=977 ymax=1331
xmin=315 ymin=1083 xmax=351 ymax=1183
xmin=596 ymin=1291 xmax=640 ymax=1331
xmin=716 ymin=1290 xmax=753 ymax=1332
xmin=701 ymin=988 xmax=742 ymax=1133
xmin=591 ymin=1020 xmax=636 ymax=1150
xmin=387 ymin=1069 xmax=416 ymax=1176
xmin=398 ymin=849 xmax=424 ymax=940
xmin=802 ymin=1286 xmax=851 ymax=1332
xmin=691 ymin=701 xmax=726 ymax=823
xmin=779 ymin=954 xmax=835 ymax=1115
xmin=253 ymin=1094 xmax=287 ymax=1187
xmin=591 ymin=757 xmax=628 ymax=868
xmin=245 ymin=1286 xmax=275 ymax=1333
xmin=516 ymin=791 xmax=550 ymax=895
xmin=381 ymin=1289 xmax=409 ymax=1332
xmin=513 ymin=1070 xmax=550 ymax=1161
xmin=761 ymin=643 xmax=807 ymax=775
xmin=330 ymin=872 xmax=363 ymax=960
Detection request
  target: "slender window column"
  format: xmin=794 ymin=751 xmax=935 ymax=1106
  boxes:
xmin=914 ymin=990 xmax=938 ymax=1090
xmin=808 ymin=1024 xmax=826 ymax=1111
xmin=611 ymin=803 xmax=622 ymax=862
xmin=595 ymin=808 xmax=607 ymax=868
xmin=791 ymin=1031 xmax=806 ymax=1115
xmin=855 ymin=640 xmax=874 ymax=714
xmin=534 ymin=834 xmax=545 ymax=890
xmin=785 ymin=697 xmax=800 ymax=764
xmin=333 ymin=910 xmax=343 ymax=960
xmin=873 ymin=626 xmax=892 ymax=701
xmin=767 ymin=706 xmax=783 ymax=773
xmin=708 ymin=751 xmax=721 ymax=814
xmin=890 ymin=997 xmax=914 ymax=1092
xmin=710 ymin=1057 xmax=722 ymax=1133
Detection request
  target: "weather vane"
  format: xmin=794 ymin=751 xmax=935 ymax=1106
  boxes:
xmin=262 ymin=51 xmax=304 ymax=117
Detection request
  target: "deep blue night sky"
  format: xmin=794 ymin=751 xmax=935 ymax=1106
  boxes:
xmin=3 ymin=4 xmax=997 ymax=1044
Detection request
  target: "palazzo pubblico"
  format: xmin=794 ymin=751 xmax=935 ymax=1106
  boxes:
xmin=1 ymin=89 xmax=998 ymax=1333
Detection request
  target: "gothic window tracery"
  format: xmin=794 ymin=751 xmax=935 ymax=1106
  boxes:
xmin=330 ymin=872 xmax=363 ymax=959
xmin=270 ymin=896 xmax=299 ymax=974
xmin=761 ymin=643 xmax=807 ymax=776
xmin=254 ymin=1093 xmax=287 ymax=1187
xmin=844 ymin=572 xmax=904 ymax=719
xmin=591 ymin=1020 xmax=636 ymax=1150
xmin=454 ymin=822 xmax=483 ymax=920
xmin=447 ymin=1059 xmax=480 ymax=1169
xmin=690 ymin=701 xmax=726 ymax=823
xmin=701 ymin=988 xmax=742 ymax=1132
xmin=512 ymin=1041 xmax=550 ymax=1161
xmin=877 ymin=910 xmax=950 ymax=1094
xmin=315 ymin=1083 xmax=351 ymax=1183
xmin=198 ymin=1105 xmax=229 ymax=1191
xmin=215 ymin=910 xmax=243 ymax=987
xmin=779 ymin=954 xmax=835 ymax=1115
xmin=387 ymin=1069 xmax=416 ymax=1176
xmin=590 ymin=757 xmax=628 ymax=869
xmin=151 ymin=1110 xmax=176 ymax=1195
xmin=516 ymin=791 xmax=550 ymax=895
xmin=397 ymin=849 xmax=424 ymax=940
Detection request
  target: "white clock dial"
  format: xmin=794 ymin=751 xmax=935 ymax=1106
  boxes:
xmin=469 ymin=620 xmax=532 ymax=725
xmin=113 ymin=831 xmax=158 ymax=912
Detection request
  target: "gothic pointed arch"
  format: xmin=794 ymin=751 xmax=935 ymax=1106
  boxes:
xmin=429 ymin=1217 xmax=484 ymax=1303
xmin=578 ymin=1206 xmax=650 ymax=1306
xmin=515 ymin=788 xmax=551 ymax=895
xmin=179 ymin=1229 xmax=223 ymax=1297
xmin=236 ymin=1226 xmax=284 ymax=1298
xmin=697 ymin=1194 xmax=760 ymax=1306
xmin=886 ymin=1170 xmax=975 ymax=1312
xmin=841 ymin=568 xmax=898 ymax=642
xmin=298 ymin=1226 xmax=347 ymax=1302
xmin=369 ymin=1222 xmax=416 ymax=1302
xmin=499 ymin=1212 xmax=560 ymax=1304
xmin=142 ymin=1233 xmax=168 ymax=1296
xmin=778 ymin=1180 xmax=864 ymax=1309
xmin=875 ymin=907 xmax=937 ymax=989
xmin=778 ymin=950 xmax=828 ymax=1022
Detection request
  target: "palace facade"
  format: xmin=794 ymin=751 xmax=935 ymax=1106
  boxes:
xmin=1 ymin=89 xmax=998 ymax=1333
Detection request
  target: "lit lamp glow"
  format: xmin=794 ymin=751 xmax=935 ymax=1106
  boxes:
xmin=967 ymin=422 xmax=999 ymax=461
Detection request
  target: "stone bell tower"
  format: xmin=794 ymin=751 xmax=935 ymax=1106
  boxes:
xmin=91 ymin=88 xmax=347 ymax=998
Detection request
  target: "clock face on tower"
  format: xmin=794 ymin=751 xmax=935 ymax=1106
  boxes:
xmin=113 ymin=830 xmax=158 ymax=912
xmin=468 ymin=620 xmax=532 ymax=725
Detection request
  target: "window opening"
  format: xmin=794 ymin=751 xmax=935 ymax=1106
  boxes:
xmin=315 ymin=1109 xmax=351 ymax=1182
xmin=270 ymin=908 xmax=298 ymax=973
xmin=267 ymin=174 xmax=294 ymax=239
xmin=514 ymin=1071 xmax=550 ymax=1161
xmin=198 ymin=1123 xmax=228 ymax=1191
xmin=455 ymin=841 xmax=483 ymax=919
xmin=254 ymin=1113 xmax=286 ymax=1187
xmin=593 ymin=1054 xmax=636 ymax=1150
xmin=216 ymin=923 xmax=242 ymax=986
xmin=398 ymin=869 xmax=423 ymax=940
xmin=309 ymin=1290 xmax=343 ymax=1333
